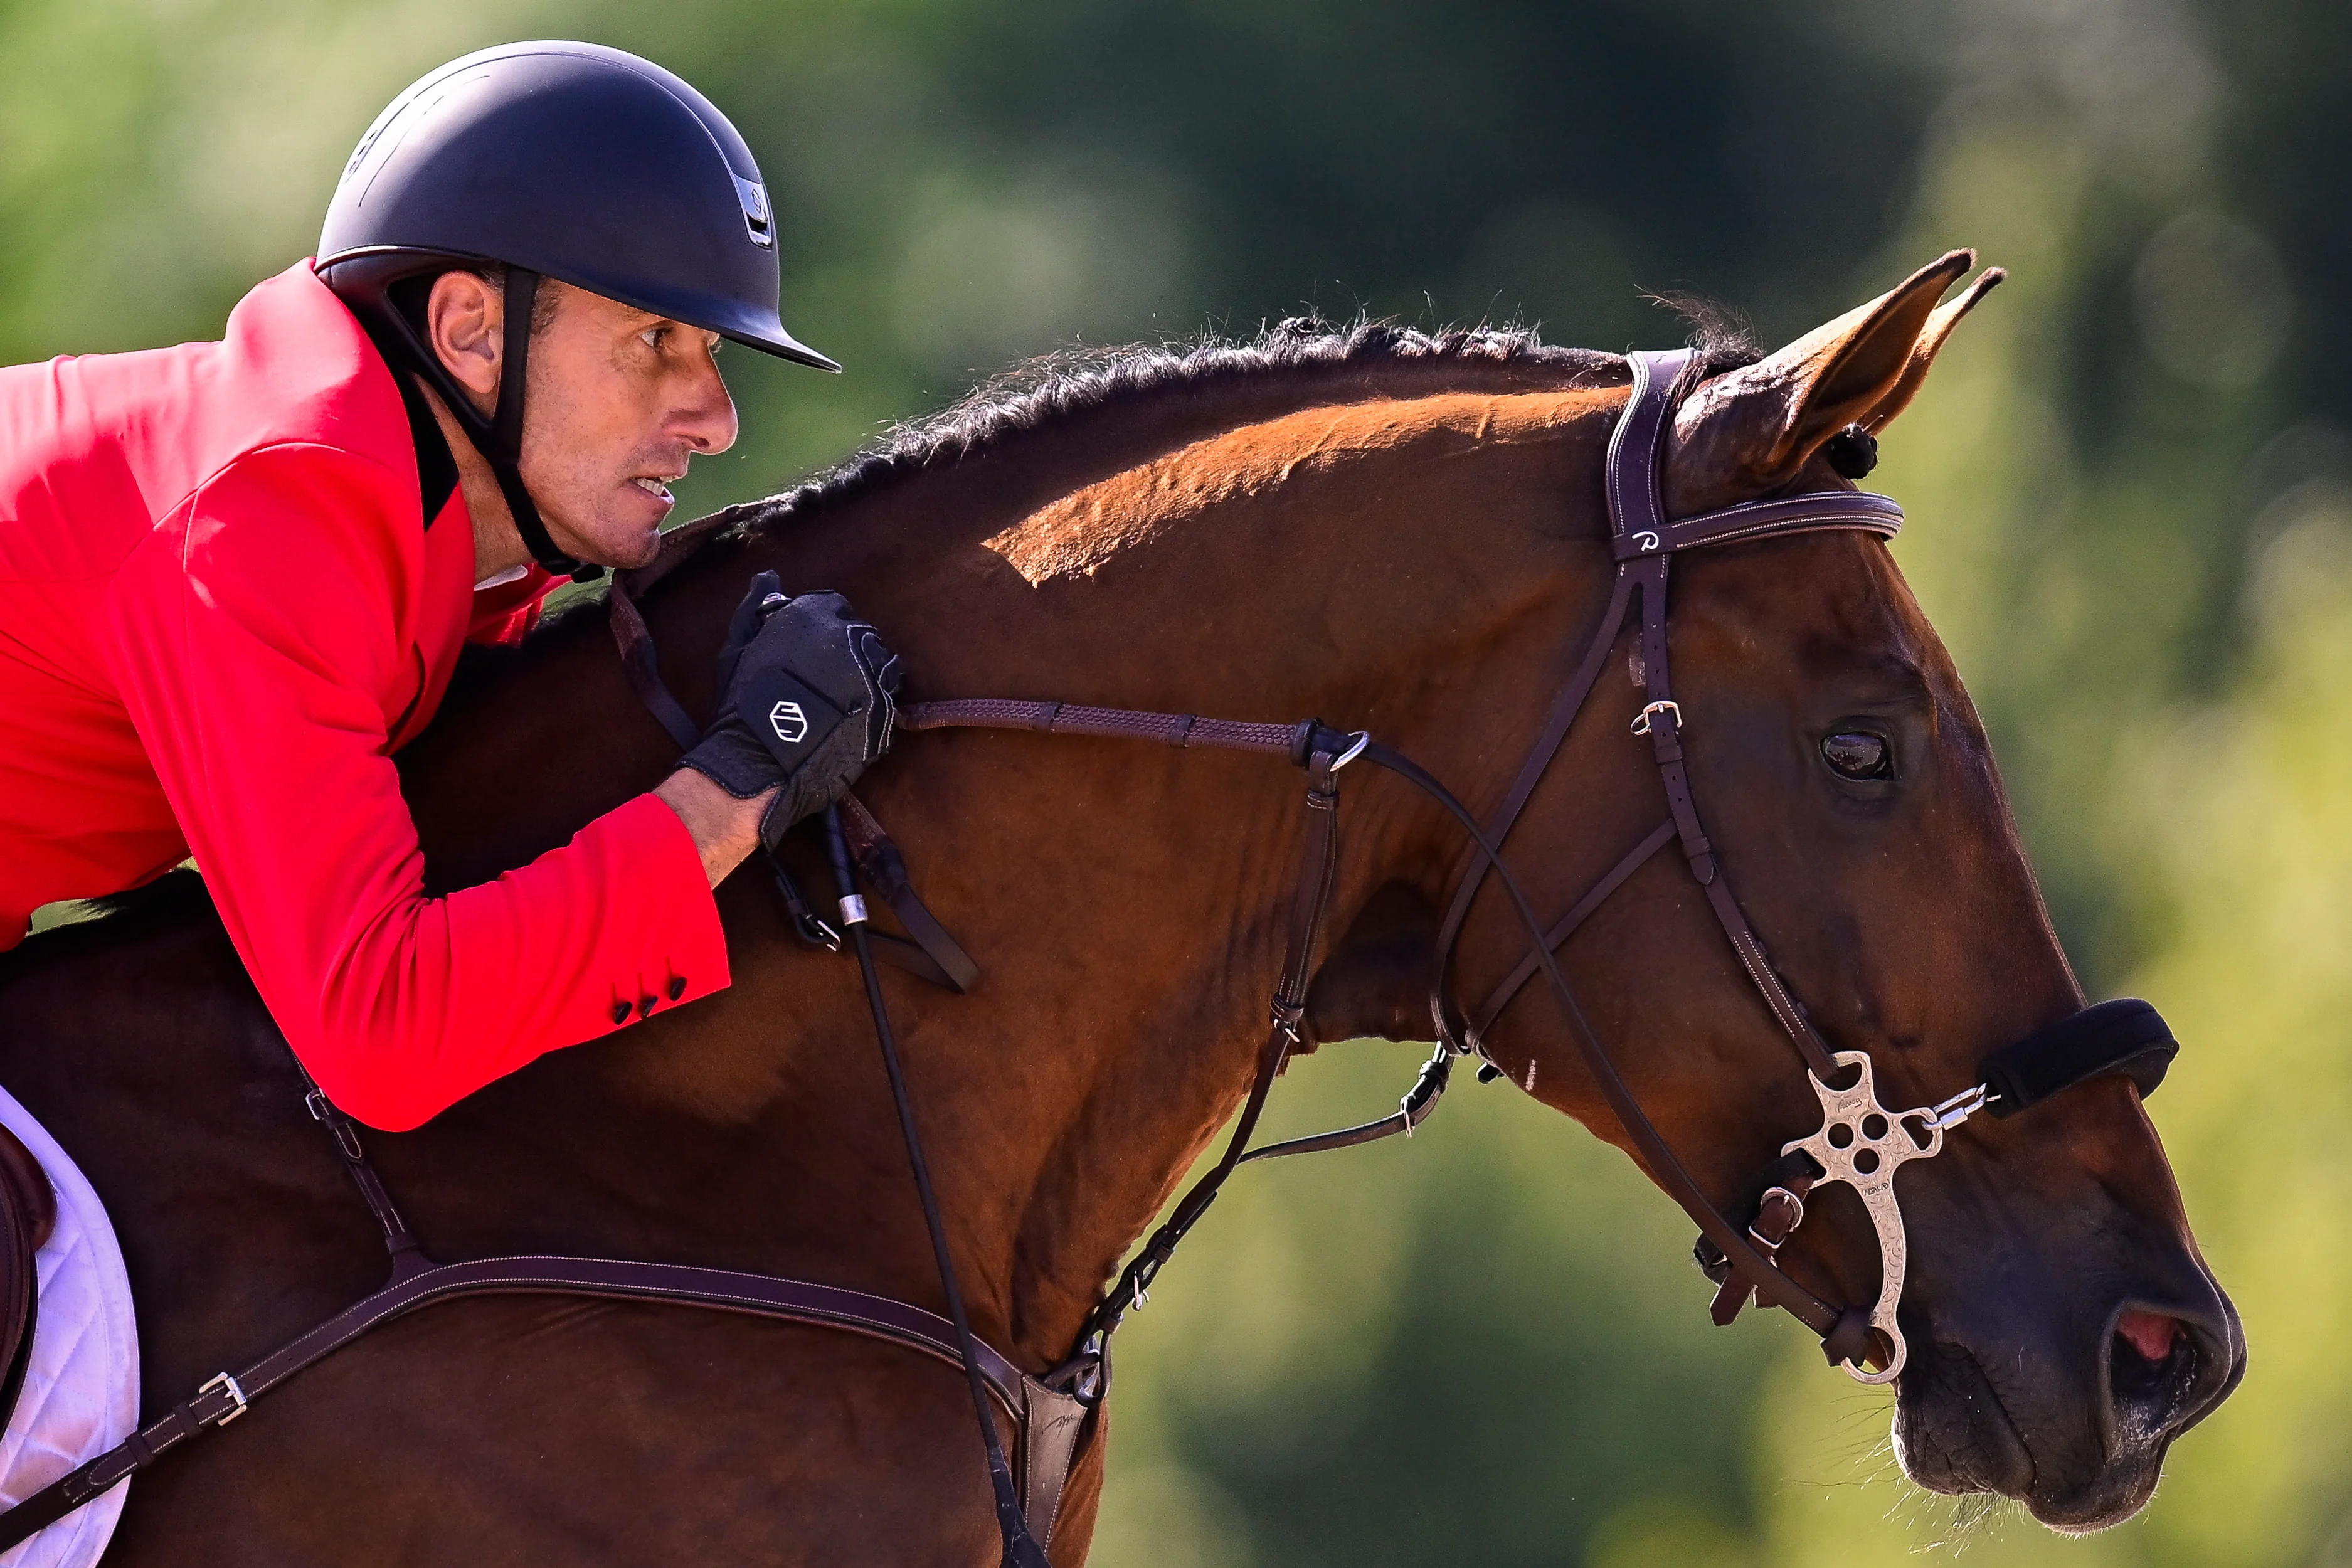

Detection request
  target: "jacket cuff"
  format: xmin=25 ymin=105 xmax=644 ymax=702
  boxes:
xmin=585 ymin=792 xmax=731 ymax=1034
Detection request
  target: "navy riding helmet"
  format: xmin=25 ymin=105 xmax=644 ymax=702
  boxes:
xmin=316 ymin=41 xmax=838 ymax=580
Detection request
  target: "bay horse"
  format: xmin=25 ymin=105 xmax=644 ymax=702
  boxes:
xmin=0 ymin=250 xmax=2238 ymax=1562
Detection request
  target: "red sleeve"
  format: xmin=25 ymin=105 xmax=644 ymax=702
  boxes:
xmin=102 ymin=443 xmax=730 ymax=1130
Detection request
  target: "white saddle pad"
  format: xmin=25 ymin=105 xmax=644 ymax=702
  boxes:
xmin=0 ymin=1088 xmax=139 ymax=1568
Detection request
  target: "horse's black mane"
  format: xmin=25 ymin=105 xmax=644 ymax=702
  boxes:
xmin=723 ymin=311 xmax=1761 ymax=539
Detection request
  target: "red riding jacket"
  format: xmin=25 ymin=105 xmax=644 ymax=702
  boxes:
xmin=0 ymin=261 xmax=729 ymax=1129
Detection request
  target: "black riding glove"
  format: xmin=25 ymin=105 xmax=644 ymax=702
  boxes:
xmin=680 ymin=572 xmax=903 ymax=847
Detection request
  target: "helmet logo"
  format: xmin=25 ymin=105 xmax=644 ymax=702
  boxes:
xmin=769 ymin=701 xmax=808 ymax=744
xmin=735 ymin=177 xmax=775 ymax=248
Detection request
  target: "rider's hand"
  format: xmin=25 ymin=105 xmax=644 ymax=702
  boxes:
xmin=679 ymin=573 xmax=902 ymax=848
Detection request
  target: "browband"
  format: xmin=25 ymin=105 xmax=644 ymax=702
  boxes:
xmin=1611 ymin=490 xmax=1905 ymax=559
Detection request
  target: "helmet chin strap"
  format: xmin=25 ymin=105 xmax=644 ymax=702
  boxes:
xmin=384 ymin=265 xmax=600 ymax=584
xmin=476 ymin=269 xmax=601 ymax=583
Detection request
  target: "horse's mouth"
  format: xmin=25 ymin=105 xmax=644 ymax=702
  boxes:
xmin=1890 ymin=1296 xmax=2245 ymax=1532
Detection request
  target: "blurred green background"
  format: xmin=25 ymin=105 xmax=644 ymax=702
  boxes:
xmin=6 ymin=0 xmax=2346 ymax=1562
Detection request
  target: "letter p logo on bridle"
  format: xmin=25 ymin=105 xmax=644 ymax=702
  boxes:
xmin=1633 ymin=530 xmax=1661 ymax=552
xmin=769 ymin=701 xmax=809 ymax=744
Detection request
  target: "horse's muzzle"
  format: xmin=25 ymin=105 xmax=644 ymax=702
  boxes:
xmin=1892 ymin=1260 xmax=2243 ymax=1530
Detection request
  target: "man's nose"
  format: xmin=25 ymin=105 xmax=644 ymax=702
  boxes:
xmin=679 ymin=356 xmax=739 ymax=455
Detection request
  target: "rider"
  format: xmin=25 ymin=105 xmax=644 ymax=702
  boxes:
xmin=0 ymin=43 xmax=896 ymax=1130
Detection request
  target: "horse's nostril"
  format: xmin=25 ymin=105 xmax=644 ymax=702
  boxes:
xmin=2117 ymin=1310 xmax=2180 ymax=1365
xmin=2110 ymin=1309 xmax=2197 ymax=1436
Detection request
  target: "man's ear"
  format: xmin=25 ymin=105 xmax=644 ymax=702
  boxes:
xmin=1663 ymin=250 xmax=2002 ymax=516
xmin=424 ymin=270 xmax=505 ymax=411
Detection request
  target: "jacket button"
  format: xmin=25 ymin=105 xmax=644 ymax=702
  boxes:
xmin=667 ymin=975 xmax=686 ymax=1000
xmin=610 ymin=1000 xmax=630 ymax=1025
xmin=636 ymin=995 xmax=657 ymax=1020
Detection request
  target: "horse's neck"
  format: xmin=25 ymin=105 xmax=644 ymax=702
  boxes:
xmin=383 ymin=378 xmax=1621 ymax=1364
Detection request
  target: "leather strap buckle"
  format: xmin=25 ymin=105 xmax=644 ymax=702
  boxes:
xmin=1629 ymin=701 xmax=1682 ymax=738
xmin=197 ymin=1372 xmax=249 ymax=1426
xmin=1746 ymin=1185 xmax=1805 ymax=1251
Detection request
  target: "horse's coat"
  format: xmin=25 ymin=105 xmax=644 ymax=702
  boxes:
xmin=983 ymin=390 xmax=1591 ymax=583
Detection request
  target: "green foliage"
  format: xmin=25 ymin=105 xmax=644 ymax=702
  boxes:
xmin=4 ymin=0 xmax=2343 ymax=1560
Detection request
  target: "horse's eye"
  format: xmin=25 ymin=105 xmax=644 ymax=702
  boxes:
xmin=1821 ymin=731 xmax=1893 ymax=780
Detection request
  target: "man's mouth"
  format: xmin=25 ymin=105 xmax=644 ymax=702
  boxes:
xmin=630 ymin=475 xmax=680 ymax=504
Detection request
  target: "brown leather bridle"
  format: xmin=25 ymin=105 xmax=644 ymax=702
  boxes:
xmin=0 ymin=347 xmax=2181 ymax=1563
xmin=965 ymin=345 xmax=1941 ymax=1391
xmin=1430 ymin=344 xmax=1919 ymax=1372
xmin=898 ymin=347 xmax=2176 ymax=1396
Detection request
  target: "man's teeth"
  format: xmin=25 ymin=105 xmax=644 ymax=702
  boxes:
xmin=631 ymin=477 xmax=674 ymax=501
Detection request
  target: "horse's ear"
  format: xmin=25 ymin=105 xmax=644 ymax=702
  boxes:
xmin=1863 ymin=263 xmax=2004 ymax=433
xmin=1665 ymin=251 xmax=2003 ymax=514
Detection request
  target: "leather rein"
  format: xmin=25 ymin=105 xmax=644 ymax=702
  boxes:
xmin=0 ymin=348 xmax=2181 ymax=1560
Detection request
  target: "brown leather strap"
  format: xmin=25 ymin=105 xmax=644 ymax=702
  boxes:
xmin=1613 ymin=492 xmax=1903 ymax=559
xmin=1616 ymin=354 xmax=1841 ymax=1080
xmin=1430 ymin=348 xmax=1899 ymax=1076
xmin=0 ymin=1254 xmax=1052 ymax=1553
xmin=1235 ymin=1044 xmax=1453 ymax=1163
xmin=898 ymin=699 xmax=1302 ymax=756
xmin=608 ymin=576 xmax=703 ymax=751
xmin=1709 ymin=1175 xmax=1814 ymax=1324
xmin=820 ymin=808 xmax=1048 ymax=1567
xmin=1020 ymin=1377 xmax=1092 ymax=1550
xmin=292 ymin=1059 xmax=426 ymax=1273
xmin=838 ymin=793 xmax=980 ymax=993
xmin=1631 ymin=568 xmax=1840 ymax=1076
xmin=1465 ymin=819 xmax=1677 ymax=1049
xmin=1063 ymin=743 xmax=1350 ymax=1371
xmin=1428 ymin=566 xmax=1642 ymax=1046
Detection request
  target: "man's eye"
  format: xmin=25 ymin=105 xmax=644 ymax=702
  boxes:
xmin=1821 ymin=731 xmax=1894 ymax=780
xmin=641 ymin=326 xmax=668 ymax=351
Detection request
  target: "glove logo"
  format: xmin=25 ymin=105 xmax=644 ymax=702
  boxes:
xmin=768 ymin=701 xmax=810 ymax=745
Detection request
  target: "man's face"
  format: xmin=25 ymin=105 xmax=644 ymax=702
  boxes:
xmin=519 ymin=282 xmax=738 ymax=568
xmin=424 ymin=271 xmax=739 ymax=569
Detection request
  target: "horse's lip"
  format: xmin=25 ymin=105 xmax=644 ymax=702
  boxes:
xmin=1894 ymin=1298 xmax=2237 ymax=1530
xmin=1892 ymin=1333 xmax=2037 ymax=1500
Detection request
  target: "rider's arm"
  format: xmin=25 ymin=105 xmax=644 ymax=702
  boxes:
xmin=467 ymin=571 xmax=776 ymax=888
xmin=101 ymin=443 xmax=732 ymax=1130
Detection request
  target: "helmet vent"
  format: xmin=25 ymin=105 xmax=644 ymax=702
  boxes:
xmin=734 ymin=176 xmax=774 ymax=248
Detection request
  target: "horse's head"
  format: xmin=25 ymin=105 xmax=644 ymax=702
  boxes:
xmin=1393 ymin=253 xmax=2241 ymax=1529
